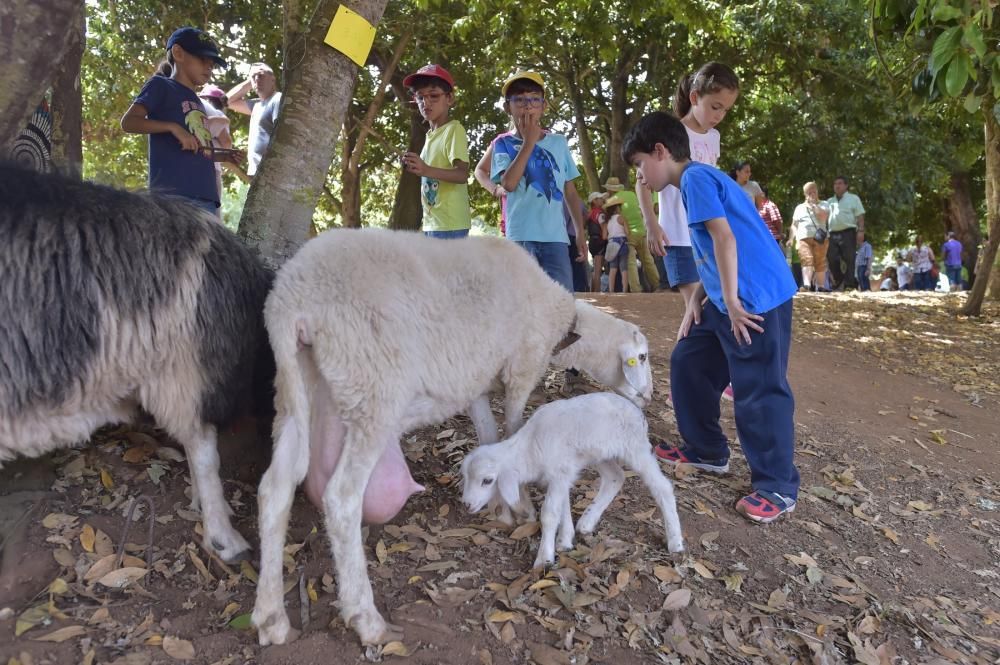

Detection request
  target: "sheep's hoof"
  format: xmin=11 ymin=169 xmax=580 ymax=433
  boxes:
xmin=532 ymin=554 xmax=555 ymax=570
xmin=350 ymin=609 xmax=403 ymax=645
xmin=207 ymin=530 xmax=252 ymax=563
xmin=253 ymin=608 xmax=293 ymax=646
xmin=667 ymin=540 xmax=685 ymax=554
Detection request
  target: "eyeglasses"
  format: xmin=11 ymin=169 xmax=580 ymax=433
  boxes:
xmin=413 ymin=92 xmax=445 ymax=106
xmin=507 ymin=95 xmax=545 ymax=107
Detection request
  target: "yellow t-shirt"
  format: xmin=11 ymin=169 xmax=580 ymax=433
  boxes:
xmin=420 ymin=119 xmax=471 ymax=232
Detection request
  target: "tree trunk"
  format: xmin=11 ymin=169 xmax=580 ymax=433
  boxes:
xmin=339 ymin=129 xmax=362 ymax=227
xmin=388 ymin=86 xmax=425 ymax=231
xmin=0 ymin=0 xmax=84 ymax=151
xmin=49 ymin=6 xmax=85 ymax=177
xmin=961 ymin=105 xmax=1000 ymax=316
xmin=608 ymin=63 xmax=629 ymax=183
xmin=943 ymin=170 xmax=982 ymax=285
xmin=339 ymin=31 xmax=410 ymax=229
xmin=238 ymin=0 xmax=389 ymax=269
xmin=567 ymin=63 xmax=599 ymax=193
xmin=282 ymin=0 xmax=310 ymax=88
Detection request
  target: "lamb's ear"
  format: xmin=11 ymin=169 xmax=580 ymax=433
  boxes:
xmin=497 ymin=470 xmax=521 ymax=508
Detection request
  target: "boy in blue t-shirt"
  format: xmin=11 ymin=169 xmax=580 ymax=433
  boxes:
xmin=623 ymin=111 xmax=799 ymax=523
xmin=490 ymin=71 xmax=587 ymax=292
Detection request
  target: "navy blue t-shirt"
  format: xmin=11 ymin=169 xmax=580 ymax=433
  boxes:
xmin=680 ymin=162 xmax=797 ymax=315
xmin=133 ymin=76 xmax=218 ymax=204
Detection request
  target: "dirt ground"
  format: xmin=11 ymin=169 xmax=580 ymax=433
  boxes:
xmin=1 ymin=291 xmax=999 ymax=665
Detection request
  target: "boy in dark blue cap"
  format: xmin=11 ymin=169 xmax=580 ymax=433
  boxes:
xmin=121 ymin=27 xmax=229 ymax=214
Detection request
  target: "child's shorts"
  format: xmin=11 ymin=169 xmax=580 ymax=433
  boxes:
xmin=604 ymin=237 xmax=629 ymax=271
xmin=665 ymin=245 xmax=699 ymax=285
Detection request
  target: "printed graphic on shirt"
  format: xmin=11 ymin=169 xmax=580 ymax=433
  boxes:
xmin=422 ymin=177 xmax=439 ymax=208
xmin=181 ymin=101 xmax=212 ymax=148
xmin=524 ymin=145 xmax=563 ymax=203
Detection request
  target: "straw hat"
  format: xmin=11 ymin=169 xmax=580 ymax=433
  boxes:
xmin=603 ymin=177 xmax=625 ymax=192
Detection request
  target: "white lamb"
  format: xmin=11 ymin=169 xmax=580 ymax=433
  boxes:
xmin=252 ymin=228 xmax=653 ymax=646
xmin=461 ymin=392 xmax=685 ymax=568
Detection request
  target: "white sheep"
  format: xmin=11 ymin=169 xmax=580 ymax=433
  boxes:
xmin=461 ymin=392 xmax=685 ymax=568
xmin=252 ymin=228 xmax=653 ymax=647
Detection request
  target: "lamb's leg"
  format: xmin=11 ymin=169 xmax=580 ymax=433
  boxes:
xmin=324 ymin=423 xmax=403 ymax=645
xmin=468 ymin=394 xmax=499 ymax=444
xmin=634 ymin=451 xmax=685 ymax=553
xmin=252 ymin=410 xmax=311 ymax=645
xmin=576 ymin=461 xmax=625 ymax=535
xmin=556 ymin=487 xmax=575 ymax=552
xmin=534 ymin=483 xmax=570 ymax=568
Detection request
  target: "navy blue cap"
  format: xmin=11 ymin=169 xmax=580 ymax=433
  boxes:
xmin=166 ymin=27 xmax=227 ymax=69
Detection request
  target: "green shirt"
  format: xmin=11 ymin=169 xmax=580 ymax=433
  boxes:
xmin=826 ymin=191 xmax=865 ymax=232
xmin=612 ymin=189 xmax=650 ymax=236
xmin=420 ymin=120 xmax=471 ymax=232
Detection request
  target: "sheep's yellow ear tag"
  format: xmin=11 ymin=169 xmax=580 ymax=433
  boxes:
xmin=626 ymin=357 xmax=638 ymax=367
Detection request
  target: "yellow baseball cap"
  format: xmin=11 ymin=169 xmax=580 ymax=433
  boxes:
xmin=501 ymin=70 xmax=545 ymax=97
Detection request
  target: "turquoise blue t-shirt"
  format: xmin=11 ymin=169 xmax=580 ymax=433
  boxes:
xmin=490 ymin=132 xmax=580 ymax=243
xmin=680 ymin=162 xmax=797 ymax=315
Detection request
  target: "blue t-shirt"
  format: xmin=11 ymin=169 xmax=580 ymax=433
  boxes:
xmin=133 ymin=76 xmax=219 ymax=204
xmin=490 ymin=132 xmax=580 ymax=243
xmin=680 ymin=162 xmax=797 ymax=314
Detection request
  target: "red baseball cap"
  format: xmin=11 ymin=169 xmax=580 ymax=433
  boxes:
xmin=403 ymin=64 xmax=455 ymax=89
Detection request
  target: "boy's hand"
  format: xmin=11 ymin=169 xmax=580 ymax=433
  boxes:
xmin=726 ymin=299 xmax=764 ymax=345
xmin=514 ymin=111 xmax=543 ymax=145
xmin=647 ymin=224 xmax=668 ymax=257
xmin=575 ymin=235 xmax=587 ymax=262
xmin=677 ymin=296 xmax=705 ymax=340
xmin=171 ymin=125 xmax=201 ymax=152
xmin=402 ymin=152 xmax=427 ymax=175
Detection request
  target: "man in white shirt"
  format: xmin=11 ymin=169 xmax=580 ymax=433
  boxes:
xmin=826 ymin=176 xmax=866 ymax=290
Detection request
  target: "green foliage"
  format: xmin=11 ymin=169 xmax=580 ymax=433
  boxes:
xmin=80 ymin=0 xmax=985 ymax=247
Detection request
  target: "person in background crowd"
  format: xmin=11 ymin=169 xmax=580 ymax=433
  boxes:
xmin=942 ymin=231 xmax=963 ymax=291
xmin=198 ymin=84 xmax=248 ymax=217
xmin=896 ymin=254 xmax=913 ymax=291
xmin=787 ymin=182 xmax=830 ymax=292
xmin=730 ymin=161 xmax=764 ymax=209
xmin=855 ymin=232 xmax=873 ymax=292
xmin=586 ymin=191 xmax=609 ymax=292
xmin=227 ymin=62 xmax=283 ymax=177
xmin=758 ymin=185 xmax=783 ymax=243
xmin=908 ymin=235 xmax=935 ymax=290
xmin=826 ymin=176 xmax=866 ymax=290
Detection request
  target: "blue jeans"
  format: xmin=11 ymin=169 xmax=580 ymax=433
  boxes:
xmin=855 ymin=264 xmax=870 ymax=292
xmin=515 ymin=241 xmax=573 ymax=292
xmin=914 ymin=270 xmax=934 ymax=290
xmin=671 ymin=299 xmax=799 ymax=499
xmin=424 ymin=229 xmax=470 ymax=239
xmin=946 ymin=265 xmax=962 ymax=288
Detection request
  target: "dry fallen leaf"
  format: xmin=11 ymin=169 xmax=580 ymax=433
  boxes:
xmin=653 ymin=565 xmax=681 ymax=583
xmin=80 ymin=524 xmax=96 ymax=552
xmin=162 ymin=635 xmax=195 ymax=660
xmin=509 ymin=522 xmax=540 ymax=540
xmin=381 ymin=641 xmax=413 ymax=657
xmin=32 ymin=625 xmax=86 ymax=642
xmin=661 ymin=588 xmax=692 ymax=611
xmin=96 ymin=567 xmax=148 ymax=589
